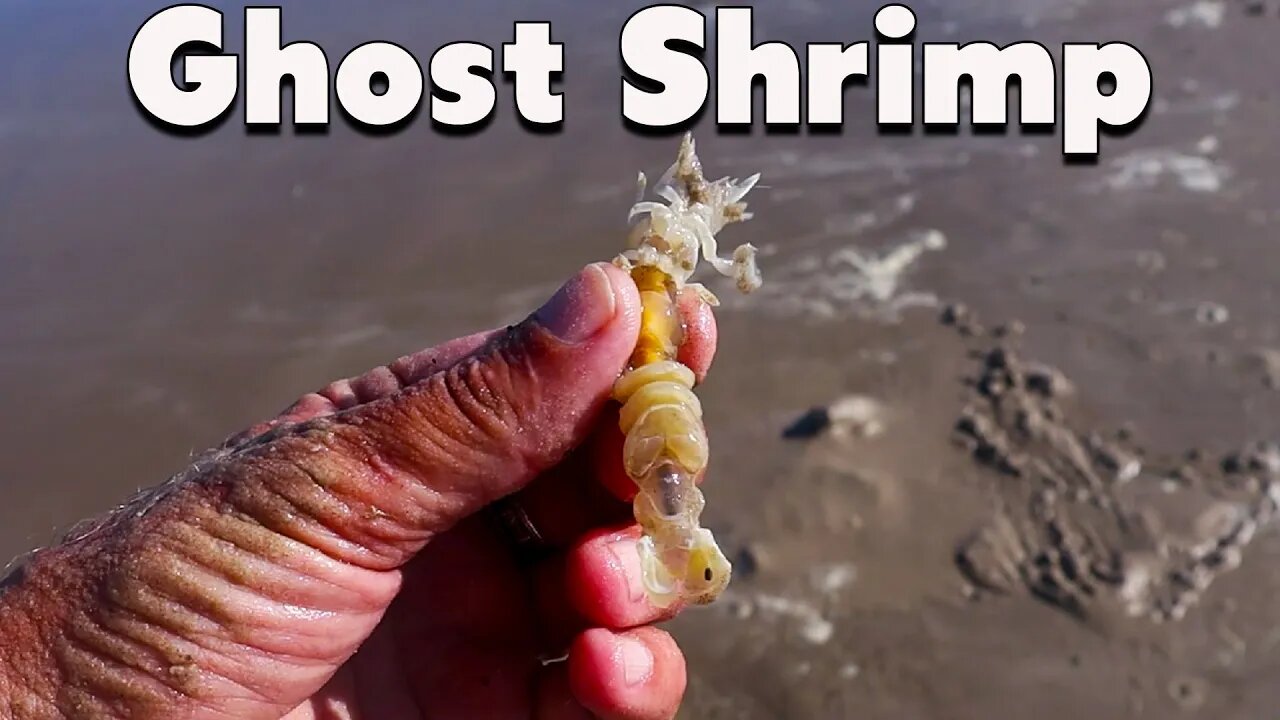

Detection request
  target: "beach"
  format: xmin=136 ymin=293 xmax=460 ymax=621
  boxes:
xmin=3 ymin=0 xmax=1279 ymax=716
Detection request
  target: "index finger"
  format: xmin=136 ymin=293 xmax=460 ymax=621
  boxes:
xmin=673 ymin=287 xmax=718 ymax=384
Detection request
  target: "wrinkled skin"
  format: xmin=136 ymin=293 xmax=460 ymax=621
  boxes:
xmin=0 ymin=263 xmax=719 ymax=720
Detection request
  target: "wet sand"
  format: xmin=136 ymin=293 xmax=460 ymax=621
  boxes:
xmin=4 ymin=0 xmax=1280 ymax=717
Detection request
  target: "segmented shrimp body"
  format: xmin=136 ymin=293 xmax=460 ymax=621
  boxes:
xmin=611 ymin=134 xmax=761 ymax=607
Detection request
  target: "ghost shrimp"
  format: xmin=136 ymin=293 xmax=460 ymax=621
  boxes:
xmin=610 ymin=134 xmax=762 ymax=608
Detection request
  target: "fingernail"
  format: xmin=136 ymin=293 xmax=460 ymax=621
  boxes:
xmin=535 ymin=263 xmax=617 ymax=343
xmin=617 ymin=635 xmax=654 ymax=687
xmin=608 ymin=537 xmax=646 ymax=603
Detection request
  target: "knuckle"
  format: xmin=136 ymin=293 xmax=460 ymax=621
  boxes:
xmin=439 ymin=326 xmax=548 ymax=455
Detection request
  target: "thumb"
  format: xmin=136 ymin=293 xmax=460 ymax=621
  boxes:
xmin=342 ymin=261 xmax=640 ymax=538
xmin=0 ymin=263 xmax=641 ymax=720
xmin=239 ymin=261 xmax=642 ymax=567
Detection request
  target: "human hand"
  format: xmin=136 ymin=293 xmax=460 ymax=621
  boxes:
xmin=0 ymin=262 xmax=718 ymax=720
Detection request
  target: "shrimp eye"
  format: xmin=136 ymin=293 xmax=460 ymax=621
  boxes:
xmin=704 ymin=567 xmax=713 ymax=582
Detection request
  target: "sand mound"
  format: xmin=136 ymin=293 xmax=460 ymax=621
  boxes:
xmin=951 ymin=314 xmax=1280 ymax=624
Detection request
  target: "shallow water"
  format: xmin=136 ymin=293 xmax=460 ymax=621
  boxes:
xmin=0 ymin=0 xmax=935 ymax=553
xmin=4 ymin=0 xmax=1280 ymax=717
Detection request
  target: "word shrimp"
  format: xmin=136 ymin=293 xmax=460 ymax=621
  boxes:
xmin=610 ymin=134 xmax=762 ymax=607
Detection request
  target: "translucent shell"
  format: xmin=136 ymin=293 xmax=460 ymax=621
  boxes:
xmin=637 ymin=535 xmax=680 ymax=608
xmin=634 ymin=514 xmax=731 ymax=607
xmin=633 ymin=463 xmax=704 ymax=524
xmin=634 ymin=491 xmax=702 ymax=550
xmin=622 ymin=403 xmax=709 ymax=477
xmin=612 ymin=360 xmax=695 ymax=403
xmin=681 ymin=529 xmax=733 ymax=605
xmin=619 ymin=380 xmax=702 ymax=434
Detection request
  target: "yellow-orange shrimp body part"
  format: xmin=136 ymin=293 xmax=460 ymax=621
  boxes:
xmin=612 ymin=266 xmax=732 ymax=607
